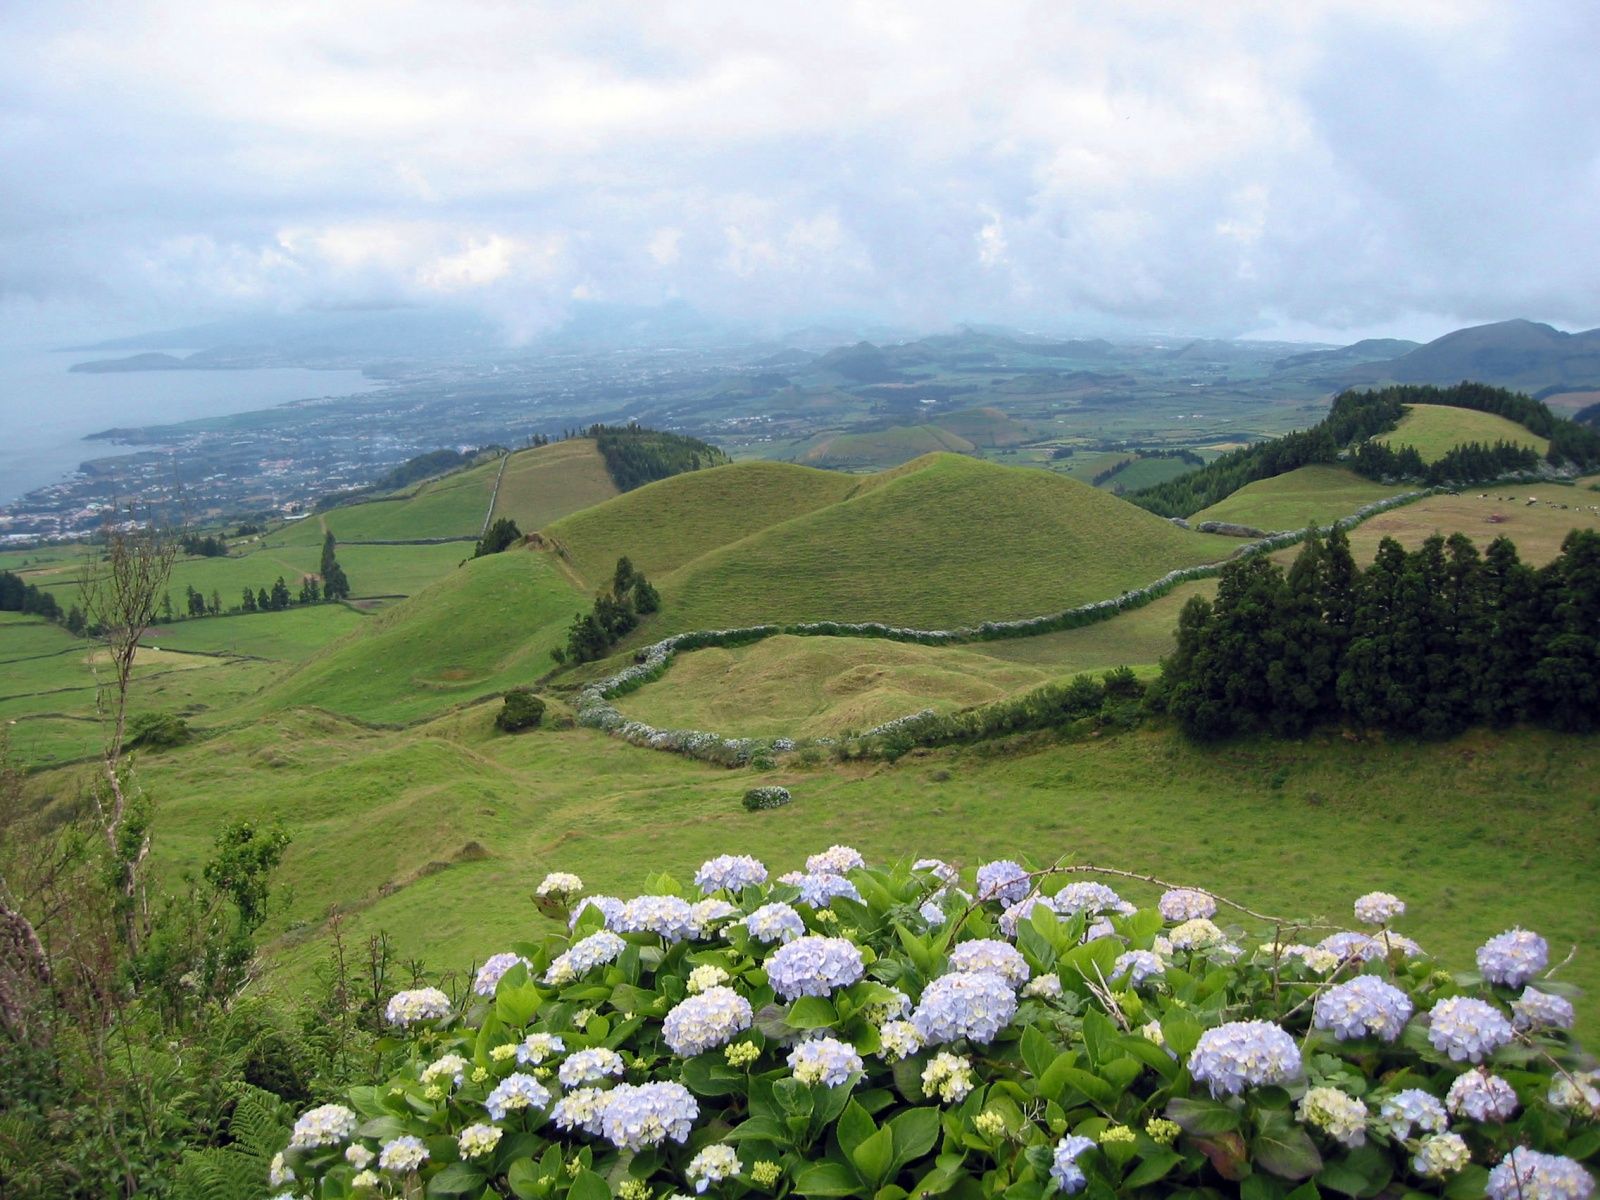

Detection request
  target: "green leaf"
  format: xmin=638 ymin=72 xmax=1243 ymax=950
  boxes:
xmin=895 ymin=925 xmax=935 ymax=975
xmin=851 ymin=1126 xmax=895 ymax=1188
xmin=1253 ymin=1125 xmax=1323 ymax=1181
xmin=837 ymin=1100 xmax=875 ymax=1159
xmin=507 ymin=1159 xmax=546 ymax=1200
xmin=606 ymin=983 xmax=660 ymax=1016
xmin=787 ymin=996 xmax=840 ymax=1030
xmin=794 ymin=1161 xmax=867 ymax=1197
xmin=1315 ymin=1163 xmax=1369 ymax=1197
xmin=1121 ymin=1037 xmax=1180 ymax=1080
xmin=1058 ymin=1067 xmax=1118 ymax=1109
xmin=568 ymin=1168 xmax=611 ymax=1200
xmin=1036 ymin=1051 xmax=1077 ymax=1103
xmin=1444 ymin=1166 xmax=1489 ymax=1200
xmin=1080 ymin=1009 xmax=1116 ymax=1066
xmin=1021 ymin=1024 xmax=1056 ymax=1080
xmin=725 ymin=1116 xmax=792 ymax=1145
xmin=888 ymin=1107 xmax=942 ymax=1171
xmin=1166 ymin=1096 xmax=1241 ymax=1137
xmin=494 ymin=980 xmax=542 ymax=1028
xmin=910 ymin=1154 xmax=970 ymax=1198
xmin=428 ymin=1162 xmax=488 ymax=1197
xmin=1123 ymin=1150 xmax=1182 ymax=1189
xmin=1161 ymin=1012 xmax=1203 ymax=1058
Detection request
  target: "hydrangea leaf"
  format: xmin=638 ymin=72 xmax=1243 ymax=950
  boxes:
xmin=426 ymin=1161 xmax=488 ymax=1196
xmin=566 ymin=1167 xmax=611 ymax=1200
xmin=836 ymin=1099 xmax=875 ymax=1159
xmin=1251 ymin=1122 xmax=1323 ymax=1181
xmin=1123 ymin=1149 xmax=1182 ymax=1188
xmin=794 ymin=1159 xmax=867 ymax=1196
xmin=1165 ymin=1096 xmax=1242 ymax=1137
xmin=851 ymin=1125 xmax=895 ymax=1188
xmin=887 ymin=1106 xmax=941 ymax=1170
xmin=786 ymin=997 xmax=840 ymax=1030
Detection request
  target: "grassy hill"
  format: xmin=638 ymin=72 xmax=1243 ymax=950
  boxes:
xmin=1373 ymin=403 xmax=1549 ymax=463
xmin=1193 ymin=464 xmax=1406 ymax=529
xmin=490 ymin=439 xmax=618 ymax=529
xmin=257 ymin=550 xmax=582 ymax=724
xmin=544 ymin=461 xmax=857 ymax=588
xmin=657 ymin=454 xmax=1237 ymax=631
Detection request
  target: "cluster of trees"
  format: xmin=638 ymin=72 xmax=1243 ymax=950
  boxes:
xmin=555 ymin=556 xmax=660 ymax=663
xmin=1158 ymin=525 xmax=1600 ymax=739
xmin=589 ymin=423 xmax=730 ymax=491
xmin=178 ymin=532 xmax=228 ymax=557
xmin=1131 ymin=384 xmax=1600 ymax=518
xmin=0 ymin=568 xmax=77 ymax=631
xmin=1348 ymin=437 xmax=1540 ymax=484
xmin=164 ymin=533 xmax=349 ymax=621
xmin=474 ymin=516 xmax=522 ymax=558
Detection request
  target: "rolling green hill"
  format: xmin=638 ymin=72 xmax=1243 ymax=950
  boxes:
xmin=1373 ymin=402 xmax=1549 ymax=463
xmin=257 ymin=550 xmax=582 ymax=723
xmin=543 ymin=460 xmax=857 ymax=587
xmin=1192 ymin=464 xmax=1406 ymax=529
xmin=489 ymin=439 xmax=619 ymax=529
xmin=656 ymin=454 xmax=1237 ymax=631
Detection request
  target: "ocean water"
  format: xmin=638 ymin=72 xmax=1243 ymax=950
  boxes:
xmin=0 ymin=348 xmax=381 ymax=505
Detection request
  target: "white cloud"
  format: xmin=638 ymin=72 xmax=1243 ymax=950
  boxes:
xmin=2 ymin=1 xmax=1597 ymax=337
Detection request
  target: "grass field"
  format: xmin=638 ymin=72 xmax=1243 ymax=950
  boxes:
xmin=306 ymin=461 xmax=499 ymax=542
xmin=75 ymin=707 xmax=1598 ymax=1040
xmin=616 ymin=580 xmax=1218 ymax=739
xmin=1193 ymin=465 xmax=1407 ymax=530
xmin=1099 ymin=456 xmax=1196 ymax=491
xmin=491 ymin=439 xmax=619 ymax=530
xmin=1374 ymin=403 xmax=1550 ymax=463
xmin=1333 ymin=490 xmax=1600 ymax=565
xmin=144 ymin=604 xmax=368 ymax=661
xmin=256 ymin=549 xmax=582 ymax=724
xmin=657 ymin=455 xmax=1237 ymax=631
xmin=932 ymin=407 xmax=1036 ymax=447
xmin=546 ymin=461 xmax=857 ymax=588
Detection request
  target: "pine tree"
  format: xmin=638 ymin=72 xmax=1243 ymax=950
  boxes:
xmin=242 ymin=587 xmax=257 ymax=613
xmin=320 ymin=532 xmax=351 ymax=599
xmin=269 ymin=577 xmax=291 ymax=611
xmin=1477 ymin=537 xmax=1537 ymax=725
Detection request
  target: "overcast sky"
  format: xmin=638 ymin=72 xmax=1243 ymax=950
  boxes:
xmin=3 ymin=1 xmax=1598 ymax=345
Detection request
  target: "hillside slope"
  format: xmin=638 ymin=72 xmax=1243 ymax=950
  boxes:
xmin=1340 ymin=319 xmax=1600 ymax=390
xmin=657 ymin=454 xmax=1237 ymax=631
xmin=259 ymin=551 xmax=581 ymax=723
xmin=1372 ymin=402 xmax=1549 ymax=463
xmin=1192 ymin=465 xmax=1405 ymax=529
xmin=543 ymin=461 xmax=857 ymax=587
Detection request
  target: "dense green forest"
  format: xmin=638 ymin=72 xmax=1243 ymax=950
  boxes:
xmin=1131 ymin=383 xmax=1600 ymax=518
xmin=1158 ymin=525 xmax=1600 ymax=738
xmin=588 ymin=423 xmax=729 ymax=491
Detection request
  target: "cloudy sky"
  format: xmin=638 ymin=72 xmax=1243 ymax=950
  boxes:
xmin=3 ymin=0 xmax=1598 ymax=344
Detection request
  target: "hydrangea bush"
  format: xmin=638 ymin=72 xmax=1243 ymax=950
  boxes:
xmin=274 ymin=853 xmax=1596 ymax=1200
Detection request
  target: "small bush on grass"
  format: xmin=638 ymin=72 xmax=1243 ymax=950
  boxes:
xmin=742 ymin=786 xmax=792 ymax=811
xmin=495 ymin=688 xmax=546 ymax=733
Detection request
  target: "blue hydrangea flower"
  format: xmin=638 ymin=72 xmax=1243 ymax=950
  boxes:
xmin=695 ymin=855 xmax=768 ymax=894
xmin=947 ymin=939 xmax=1031 ymax=989
xmin=1427 ymin=996 xmax=1513 ymax=1062
xmin=558 ymin=1047 xmax=625 ymax=1087
xmin=663 ymin=986 xmax=754 ymax=1056
xmin=1050 ymin=1134 xmax=1097 ymax=1194
xmin=745 ymin=902 xmax=806 ymax=944
xmin=473 ymin=952 xmax=533 ymax=996
xmin=1446 ymin=1069 xmax=1518 ymax=1122
xmin=614 ymin=895 xmax=697 ymax=942
xmin=552 ymin=1087 xmax=609 ymax=1136
xmin=384 ymin=987 xmax=451 ymax=1026
xmin=911 ymin=970 xmax=1017 ymax=1045
xmin=794 ymin=872 xmax=862 ymax=908
xmin=1187 ymin=1020 xmax=1302 ymax=1097
xmin=912 ymin=858 xmax=959 ymax=885
xmin=288 ymin=1103 xmax=357 ymax=1150
xmin=1312 ymin=975 xmax=1414 ymax=1042
xmin=805 ymin=845 xmax=865 ymax=875
xmin=765 ymin=936 xmax=865 ymax=1000
xmin=1052 ymin=881 xmax=1129 ymax=915
xmin=787 ymin=1037 xmax=863 ymax=1087
xmin=1477 ymin=928 xmax=1549 ymax=987
xmin=1512 ymin=986 xmax=1576 ymax=1031
xmin=1112 ymin=950 xmax=1166 ymax=988
xmin=570 ymin=894 xmax=624 ymax=930
xmin=1486 ymin=1149 xmax=1594 ymax=1200
xmin=689 ymin=898 xmax=739 ymax=937
xmin=1379 ymin=1088 xmax=1448 ymax=1138
xmin=1158 ymin=888 xmax=1216 ymax=921
xmin=378 ymin=1135 xmax=428 ymax=1173
xmin=999 ymin=894 xmax=1055 ymax=937
xmin=975 ymin=860 xmax=1030 ymax=905
xmin=1353 ymin=891 xmax=1405 ymax=925
xmin=598 ymin=1081 xmax=699 ymax=1150
xmin=485 ymin=1073 xmax=552 ymax=1122
xmin=545 ymin=928 xmax=627 ymax=986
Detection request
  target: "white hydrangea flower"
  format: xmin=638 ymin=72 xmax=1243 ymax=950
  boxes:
xmin=1413 ymin=1133 xmax=1471 ymax=1180
xmin=1353 ymin=891 xmax=1405 ymax=925
xmin=288 ymin=1103 xmax=357 ymax=1150
xmin=921 ymin=1052 xmax=976 ymax=1103
xmin=877 ymin=1020 xmax=923 ymax=1062
xmin=1297 ymin=1087 xmax=1368 ymax=1147
xmin=686 ymin=1145 xmax=741 ymax=1194
xmin=384 ymin=987 xmax=451 ymax=1027
xmin=1169 ymin=918 xmax=1225 ymax=950
xmin=687 ymin=964 xmax=731 ymax=994
xmin=1023 ymin=973 xmax=1062 ymax=999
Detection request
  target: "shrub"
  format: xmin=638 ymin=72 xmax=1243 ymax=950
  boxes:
xmin=125 ymin=711 xmax=193 ymax=750
xmin=742 ymin=786 xmax=792 ymax=811
xmin=495 ymin=688 xmax=546 ymax=733
xmin=275 ymin=851 xmax=1594 ymax=1200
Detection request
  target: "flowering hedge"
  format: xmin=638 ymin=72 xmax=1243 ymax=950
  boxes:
xmin=575 ymin=493 xmax=1439 ymax=764
xmin=743 ymin=788 xmax=793 ymax=812
xmin=271 ymin=853 xmax=1596 ymax=1200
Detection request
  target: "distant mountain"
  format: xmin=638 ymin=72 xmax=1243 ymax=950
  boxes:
xmin=1336 ymin=319 xmax=1600 ymax=391
xmin=1271 ymin=338 xmax=1421 ymax=373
